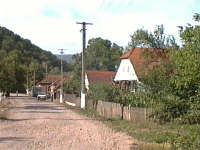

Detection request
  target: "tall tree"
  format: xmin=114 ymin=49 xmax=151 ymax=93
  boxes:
xmin=129 ymin=25 xmax=179 ymax=49
xmin=171 ymin=13 xmax=200 ymax=99
xmin=84 ymin=37 xmax=123 ymax=71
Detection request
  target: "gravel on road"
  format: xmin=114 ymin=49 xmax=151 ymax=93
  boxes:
xmin=0 ymin=96 xmax=133 ymax=150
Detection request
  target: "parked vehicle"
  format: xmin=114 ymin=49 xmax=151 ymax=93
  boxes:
xmin=31 ymin=88 xmax=40 ymax=97
xmin=37 ymin=92 xmax=48 ymax=100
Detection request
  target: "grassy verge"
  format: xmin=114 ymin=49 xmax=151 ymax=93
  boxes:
xmin=63 ymin=104 xmax=175 ymax=150
xmin=62 ymin=103 xmax=200 ymax=150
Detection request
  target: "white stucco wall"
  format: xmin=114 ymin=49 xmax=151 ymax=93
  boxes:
xmin=114 ymin=59 xmax=139 ymax=81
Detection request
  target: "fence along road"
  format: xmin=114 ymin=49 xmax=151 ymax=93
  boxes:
xmin=0 ymin=95 xmax=133 ymax=150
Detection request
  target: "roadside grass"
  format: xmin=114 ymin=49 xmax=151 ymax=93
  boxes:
xmin=63 ymin=104 xmax=174 ymax=150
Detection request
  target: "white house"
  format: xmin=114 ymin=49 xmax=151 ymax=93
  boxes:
xmin=114 ymin=48 xmax=165 ymax=82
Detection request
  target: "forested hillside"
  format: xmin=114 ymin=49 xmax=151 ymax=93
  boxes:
xmin=0 ymin=26 xmax=72 ymax=92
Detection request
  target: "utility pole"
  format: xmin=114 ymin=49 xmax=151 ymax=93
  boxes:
xmin=58 ymin=49 xmax=67 ymax=103
xmin=76 ymin=22 xmax=93 ymax=109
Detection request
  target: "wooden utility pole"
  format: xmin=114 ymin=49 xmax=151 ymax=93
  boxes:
xmin=58 ymin=49 xmax=67 ymax=103
xmin=76 ymin=22 xmax=93 ymax=108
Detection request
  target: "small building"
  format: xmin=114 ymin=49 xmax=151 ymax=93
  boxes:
xmin=85 ymin=70 xmax=115 ymax=90
xmin=114 ymin=48 xmax=166 ymax=88
xmin=37 ymin=75 xmax=70 ymax=98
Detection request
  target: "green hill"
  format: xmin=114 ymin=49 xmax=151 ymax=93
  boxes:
xmin=0 ymin=26 xmax=72 ymax=92
xmin=0 ymin=26 xmax=72 ymax=71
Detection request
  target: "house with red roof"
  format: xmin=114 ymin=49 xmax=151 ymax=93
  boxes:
xmin=85 ymin=70 xmax=115 ymax=90
xmin=114 ymin=48 xmax=166 ymax=82
xmin=37 ymin=75 xmax=70 ymax=97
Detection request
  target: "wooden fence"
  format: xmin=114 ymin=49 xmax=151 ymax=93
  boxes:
xmin=86 ymin=99 xmax=152 ymax=123
xmin=64 ymin=94 xmax=151 ymax=123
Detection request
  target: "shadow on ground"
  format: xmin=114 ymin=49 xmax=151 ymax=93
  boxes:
xmin=0 ymin=137 xmax=33 ymax=143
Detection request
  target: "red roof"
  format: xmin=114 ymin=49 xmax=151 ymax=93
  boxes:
xmin=39 ymin=75 xmax=62 ymax=84
xmin=85 ymin=70 xmax=115 ymax=84
xmin=120 ymin=48 xmax=166 ymax=76
xmin=38 ymin=75 xmax=70 ymax=89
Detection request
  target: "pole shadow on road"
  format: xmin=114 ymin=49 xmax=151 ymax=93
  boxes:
xmin=0 ymin=137 xmax=33 ymax=143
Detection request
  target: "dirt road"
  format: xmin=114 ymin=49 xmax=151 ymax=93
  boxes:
xmin=0 ymin=96 xmax=133 ymax=150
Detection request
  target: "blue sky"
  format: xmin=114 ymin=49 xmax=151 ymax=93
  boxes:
xmin=0 ymin=0 xmax=199 ymax=54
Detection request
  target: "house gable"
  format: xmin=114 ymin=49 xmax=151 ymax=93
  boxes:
xmin=114 ymin=48 xmax=166 ymax=81
xmin=114 ymin=59 xmax=138 ymax=81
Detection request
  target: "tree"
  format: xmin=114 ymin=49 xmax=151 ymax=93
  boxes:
xmin=0 ymin=50 xmax=26 ymax=92
xmin=150 ymin=13 xmax=200 ymax=123
xmin=171 ymin=13 xmax=200 ymax=100
xmin=84 ymin=37 xmax=123 ymax=71
xmin=129 ymin=25 xmax=179 ymax=49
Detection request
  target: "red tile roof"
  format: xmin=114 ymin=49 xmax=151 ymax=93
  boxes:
xmin=85 ymin=70 xmax=115 ymax=84
xmin=38 ymin=75 xmax=71 ymax=89
xmin=39 ymin=75 xmax=62 ymax=84
xmin=120 ymin=48 xmax=166 ymax=76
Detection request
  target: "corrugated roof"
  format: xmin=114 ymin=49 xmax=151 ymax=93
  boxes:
xmin=85 ymin=70 xmax=115 ymax=84
xmin=120 ymin=48 xmax=166 ymax=76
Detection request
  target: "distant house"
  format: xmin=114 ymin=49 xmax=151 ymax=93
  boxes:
xmin=114 ymin=48 xmax=166 ymax=83
xmin=85 ymin=70 xmax=115 ymax=90
xmin=37 ymin=75 xmax=70 ymax=98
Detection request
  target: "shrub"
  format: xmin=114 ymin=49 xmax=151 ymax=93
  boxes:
xmin=167 ymin=126 xmax=200 ymax=150
xmin=64 ymin=79 xmax=81 ymax=96
xmin=87 ymin=83 xmax=117 ymax=102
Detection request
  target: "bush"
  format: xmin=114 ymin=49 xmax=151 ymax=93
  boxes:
xmin=151 ymin=96 xmax=189 ymax=123
xmin=167 ymin=126 xmax=200 ymax=150
xmin=64 ymin=79 xmax=81 ymax=96
xmin=88 ymin=83 xmax=117 ymax=102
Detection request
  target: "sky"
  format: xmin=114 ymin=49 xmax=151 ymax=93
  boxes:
xmin=0 ymin=0 xmax=199 ymax=54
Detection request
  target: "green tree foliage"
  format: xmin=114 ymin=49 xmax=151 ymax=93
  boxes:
xmin=170 ymin=13 xmax=200 ymax=100
xmin=0 ymin=50 xmax=26 ymax=92
xmin=129 ymin=24 xmax=179 ymax=49
xmin=88 ymin=83 xmax=117 ymax=102
xmin=147 ymin=13 xmax=200 ymax=124
xmin=73 ymin=37 xmax=123 ymax=72
xmin=64 ymin=79 xmax=81 ymax=96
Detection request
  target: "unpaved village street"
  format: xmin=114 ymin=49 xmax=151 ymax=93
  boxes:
xmin=0 ymin=96 xmax=133 ymax=150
